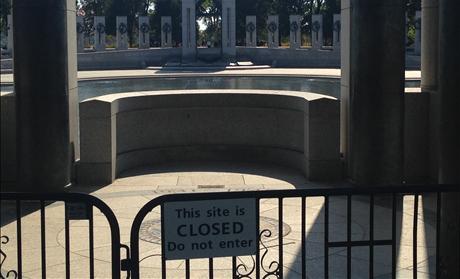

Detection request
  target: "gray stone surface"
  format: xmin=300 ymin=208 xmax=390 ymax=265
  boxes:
xmin=341 ymin=0 xmax=405 ymax=185
xmin=12 ymin=0 xmax=78 ymax=191
xmin=68 ymin=12 xmax=79 ymax=166
xmin=70 ymin=46 xmax=426 ymax=70
xmin=0 ymin=92 xmax=15 ymax=188
xmin=237 ymin=47 xmax=340 ymax=68
xmin=3 ymin=45 xmax=423 ymax=71
xmin=421 ymin=0 xmax=439 ymax=182
xmin=181 ymin=0 xmax=196 ymax=61
xmin=438 ymin=0 xmax=460 ymax=184
xmin=116 ymin=16 xmax=128 ymax=50
xmin=267 ymin=15 xmax=279 ymax=48
xmin=77 ymin=48 xmax=181 ymax=70
xmin=222 ymin=0 xmax=236 ymax=58
xmin=138 ymin=16 xmax=150 ymax=49
xmin=437 ymin=1 xmax=460 ymax=274
xmin=289 ymin=15 xmax=301 ymax=49
xmin=0 ymin=58 xmax=12 ymax=71
xmin=312 ymin=14 xmax=323 ymax=50
xmin=403 ymin=89 xmax=429 ymax=183
xmin=78 ymin=90 xmax=340 ymax=184
xmin=76 ymin=16 xmax=84 ymax=52
xmin=304 ymin=98 xmax=341 ymax=179
xmin=94 ymin=16 xmax=106 ymax=51
xmin=161 ymin=16 xmax=172 ymax=48
xmin=245 ymin=16 xmax=257 ymax=47
xmin=333 ymin=14 xmax=341 ymax=51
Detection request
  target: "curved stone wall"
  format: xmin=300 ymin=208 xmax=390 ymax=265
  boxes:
xmin=75 ymin=47 xmax=420 ymax=71
xmin=77 ymin=90 xmax=341 ymax=185
xmin=76 ymin=47 xmax=342 ymax=71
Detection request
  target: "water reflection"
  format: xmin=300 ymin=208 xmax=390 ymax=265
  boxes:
xmin=1 ymin=77 xmax=421 ymax=102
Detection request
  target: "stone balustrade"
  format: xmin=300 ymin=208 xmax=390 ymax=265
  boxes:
xmin=70 ymin=14 xmax=343 ymax=53
xmin=2 ymin=11 xmax=422 ymax=57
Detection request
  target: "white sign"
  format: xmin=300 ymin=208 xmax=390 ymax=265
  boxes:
xmin=163 ymin=198 xmax=257 ymax=260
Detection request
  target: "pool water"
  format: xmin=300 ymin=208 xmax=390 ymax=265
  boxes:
xmin=1 ymin=77 xmax=421 ymax=102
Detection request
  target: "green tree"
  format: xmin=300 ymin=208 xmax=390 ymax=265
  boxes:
xmin=406 ymin=0 xmax=421 ymax=46
xmin=0 ymin=0 xmax=11 ymax=38
xmin=150 ymin=0 xmax=182 ymax=46
xmin=236 ymin=0 xmax=311 ymax=46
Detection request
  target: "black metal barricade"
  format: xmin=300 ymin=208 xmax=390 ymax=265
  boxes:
xmin=0 ymin=192 xmax=121 ymax=279
xmin=128 ymin=185 xmax=459 ymax=279
xmin=1 ymin=185 xmax=459 ymax=279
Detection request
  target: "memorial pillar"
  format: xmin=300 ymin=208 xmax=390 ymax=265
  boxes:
xmin=333 ymin=14 xmax=341 ymax=51
xmin=289 ymin=15 xmax=301 ymax=49
xmin=222 ymin=0 xmax=236 ymax=58
xmin=7 ymin=14 xmax=13 ymax=54
xmin=312 ymin=14 xmax=323 ymax=50
xmin=438 ymin=2 xmax=460 ymax=275
xmin=420 ymin=0 xmax=459 ymax=275
xmin=436 ymin=0 xmax=459 ymax=184
xmin=182 ymin=0 xmax=196 ymax=61
xmin=116 ymin=16 xmax=128 ymax=50
xmin=341 ymin=0 xmax=405 ymax=184
xmin=13 ymin=0 xmax=78 ymax=191
xmin=161 ymin=16 xmax=172 ymax=48
xmin=94 ymin=16 xmax=106 ymax=51
xmin=340 ymin=2 xmax=350 ymax=159
xmin=267 ymin=15 xmax=279 ymax=48
xmin=421 ymin=0 xmax=439 ymax=181
xmin=138 ymin=16 xmax=150 ymax=49
xmin=76 ymin=16 xmax=84 ymax=52
xmin=245 ymin=16 xmax=256 ymax=47
xmin=414 ymin=11 xmax=421 ymax=55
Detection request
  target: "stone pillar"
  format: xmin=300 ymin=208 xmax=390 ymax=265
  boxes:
xmin=161 ymin=16 xmax=172 ymax=48
xmin=267 ymin=15 xmax=279 ymax=48
xmin=414 ymin=11 xmax=421 ymax=55
xmin=289 ymin=15 xmax=301 ymax=49
xmin=421 ymin=0 xmax=439 ymax=182
xmin=312 ymin=14 xmax=323 ymax=50
xmin=341 ymin=0 xmax=405 ymax=185
xmin=340 ymin=2 xmax=350 ymax=158
xmin=182 ymin=0 xmax=196 ymax=61
xmin=438 ymin=1 xmax=460 ymax=275
xmin=333 ymin=14 xmax=341 ymax=51
xmin=438 ymin=0 xmax=460 ymax=184
xmin=222 ymin=0 xmax=236 ymax=58
xmin=76 ymin=16 xmax=85 ymax=52
xmin=245 ymin=16 xmax=256 ymax=47
xmin=138 ymin=16 xmax=150 ymax=49
xmin=116 ymin=16 xmax=128 ymax=50
xmin=94 ymin=16 xmax=105 ymax=51
xmin=13 ymin=0 xmax=78 ymax=190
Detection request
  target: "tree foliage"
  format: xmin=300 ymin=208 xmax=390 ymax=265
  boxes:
xmin=0 ymin=0 xmax=422 ymax=48
xmin=149 ymin=0 xmax=181 ymax=46
xmin=0 ymin=0 xmax=11 ymax=35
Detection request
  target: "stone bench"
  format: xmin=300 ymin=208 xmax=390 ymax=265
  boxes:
xmin=78 ymin=89 xmax=341 ymax=185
